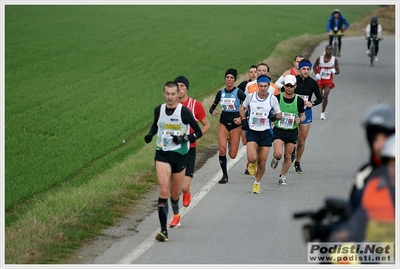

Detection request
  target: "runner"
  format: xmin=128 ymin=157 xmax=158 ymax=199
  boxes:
xmin=270 ymin=75 xmax=305 ymax=185
xmin=144 ymin=81 xmax=203 ymax=241
xmin=313 ymin=44 xmax=340 ymax=120
xmin=239 ymin=75 xmax=281 ymax=193
xmin=275 ymin=54 xmax=304 ymax=90
xmin=173 ymin=75 xmax=211 ymax=212
xmin=209 ymin=68 xmax=246 ymax=184
xmin=293 ymin=59 xmax=322 ymax=174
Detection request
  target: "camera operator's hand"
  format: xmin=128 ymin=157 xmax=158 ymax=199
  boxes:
xmin=172 ymin=135 xmax=189 ymax=144
xmin=241 ymin=119 xmax=249 ymax=130
xmin=268 ymin=113 xmax=278 ymax=122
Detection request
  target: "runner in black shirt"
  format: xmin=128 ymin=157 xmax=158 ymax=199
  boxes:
xmin=292 ymin=59 xmax=322 ymax=174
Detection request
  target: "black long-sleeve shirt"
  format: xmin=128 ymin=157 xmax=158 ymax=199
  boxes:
xmin=295 ymin=75 xmax=322 ymax=109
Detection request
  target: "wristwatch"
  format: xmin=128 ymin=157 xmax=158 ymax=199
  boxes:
xmin=184 ymin=135 xmax=189 ymax=141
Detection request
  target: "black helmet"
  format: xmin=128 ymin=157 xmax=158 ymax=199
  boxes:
xmin=362 ymin=103 xmax=395 ymax=148
xmin=371 ymin=16 xmax=378 ymax=23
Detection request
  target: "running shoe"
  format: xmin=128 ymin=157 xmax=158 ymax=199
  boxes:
xmin=320 ymin=112 xmax=326 ymax=120
xmin=169 ymin=214 xmax=181 ymax=228
xmin=182 ymin=192 xmax=192 ymax=207
xmin=252 ymin=183 xmax=260 ymax=194
xmin=248 ymin=162 xmax=257 ymax=176
xmin=294 ymin=162 xmax=303 ymax=174
xmin=337 ymin=51 xmax=341 ymax=57
xmin=270 ymin=158 xmax=279 ymax=169
xmin=218 ymin=175 xmax=229 ymax=184
xmin=155 ymin=230 xmax=168 ymax=242
xmin=366 ymin=49 xmax=370 ymax=54
xmin=279 ymin=175 xmax=287 ymax=186
xmin=375 ymin=56 xmax=378 ymax=61
xmin=244 ymin=161 xmax=250 ymax=175
xmin=291 ymin=147 xmax=297 ymax=163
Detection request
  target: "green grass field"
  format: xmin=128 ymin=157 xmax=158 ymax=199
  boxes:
xmin=4 ymin=4 xmax=382 ymax=263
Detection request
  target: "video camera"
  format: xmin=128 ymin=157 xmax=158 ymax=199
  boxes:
xmin=293 ymin=197 xmax=347 ymax=242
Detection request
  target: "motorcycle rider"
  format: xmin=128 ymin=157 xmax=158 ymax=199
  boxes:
xmin=347 ymin=103 xmax=395 ymax=215
xmin=329 ymin=133 xmax=395 ymax=244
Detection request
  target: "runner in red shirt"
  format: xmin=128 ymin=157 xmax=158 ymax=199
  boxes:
xmin=174 ymin=75 xmax=210 ymax=214
xmin=313 ymin=44 xmax=340 ymax=120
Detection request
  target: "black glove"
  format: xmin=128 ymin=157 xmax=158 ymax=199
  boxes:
xmin=172 ymin=135 xmax=189 ymax=144
xmin=144 ymin=134 xmax=153 ymax=144
xmin=187 ymin=133 xmax=197 ymax=143
xmin=144 ymin=134 xmax=153 ymax=143
xmin=241 ymin=119 xmax=249 ymax=130
xmin=268 ymin=113 xmax=278 ymax=122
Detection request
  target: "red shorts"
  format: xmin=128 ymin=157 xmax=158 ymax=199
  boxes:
xmin=317 ymin=80 xmax=335 ymax=89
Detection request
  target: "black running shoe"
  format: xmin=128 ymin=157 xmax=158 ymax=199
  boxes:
xmin=294 ymin=162 xmax=303 ymax=174
xmin=155 ymin=230 xmax=168 ymax=242
xmin=218 ymin=175 xmax=229 ymax=184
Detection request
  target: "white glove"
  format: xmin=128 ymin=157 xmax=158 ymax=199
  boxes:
xmin=315 ymin=74 xmax=321 ymax=80
xmin=329 ymin=68 xmax=336 ymax=74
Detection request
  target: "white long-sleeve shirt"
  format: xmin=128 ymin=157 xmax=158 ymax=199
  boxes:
xmin=365 ymin=23 xmax=382 ymax=38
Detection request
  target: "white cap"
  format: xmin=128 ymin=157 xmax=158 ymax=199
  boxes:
xmin=284 ymin=75 xmax=296 ymax=85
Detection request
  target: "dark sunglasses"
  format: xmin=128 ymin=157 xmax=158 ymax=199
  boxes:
xmin=285 ymin=84 xmax=295 ymax=88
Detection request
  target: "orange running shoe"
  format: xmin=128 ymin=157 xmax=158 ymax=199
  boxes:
xmin=182 ymin=192 xmax=192 ymax=207
xmin=169 ymin=214 xmax=181 ymax=228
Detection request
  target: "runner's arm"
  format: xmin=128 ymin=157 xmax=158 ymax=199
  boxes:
xmin=209 ymin=91 xmax=221 ymax=115
xmin=334 ymin=58 xmax=340 ymax=75
xmin=275 ymin=69 xmax=290 ymax=89
xmin=148 ymin=106 xmax=160 ymax=135
xmin=297 ymin=97 xmax=306 ymax=123
xmin=182 ymin=107 xmax=203 ymax=141
xmin=195 ymin=102 xmax=211 ymax=135
xmin=312 ymin=81 xmax=323 ymax=106
xmin=313 ymin=57 xmax=320 ymax=74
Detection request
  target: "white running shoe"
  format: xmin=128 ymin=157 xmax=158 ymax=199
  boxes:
xmin=375 ymin=56 xmax=378 ymax=61
xmin=279 ymin=175 xmax=287 ymax=186
xmin=366 ymin=49 xmax=370 ymax=54
xmin=320 ymin=112 xmax=326 ymax=120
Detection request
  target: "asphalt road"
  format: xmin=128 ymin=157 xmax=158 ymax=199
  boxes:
xmin=90 ymin=36 xmax=396 ymax=266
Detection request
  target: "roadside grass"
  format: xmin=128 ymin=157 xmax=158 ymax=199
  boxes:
xmin=4 ymin=4 xmax=394 ymax=264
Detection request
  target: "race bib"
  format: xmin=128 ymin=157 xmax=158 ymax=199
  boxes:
xmin=161 ymin=130 xmax=181 ymax=151
xmin=278 ymin=112 xmax=295 ymax=128
xmin=298 ymin=94 xmax=309 ymax=109
xmin=250 ymin=111 xmax=268 ymax=127
xmin=320 ymin=68 xmax=331 ymax=79
xmin=221 ymin=97 xmax=236 ymax=111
